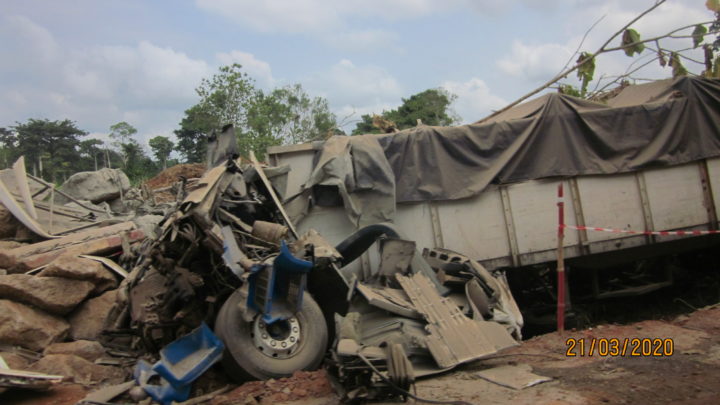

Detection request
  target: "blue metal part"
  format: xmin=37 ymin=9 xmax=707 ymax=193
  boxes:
xmin=247 ymin=241 xmax=313 ymax=324
xmin=133 ymin=323 xmax=224 ymax=405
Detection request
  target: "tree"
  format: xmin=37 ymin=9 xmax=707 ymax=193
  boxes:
xmin=187 ymin=64 xmax=338 ymax=158
xmin=196 ymin=63 xmax=255 ymax=131
xmin=10 ymin=119 xmax=87 ymax=181
xmin=149 ymin=136 xmax=175 ymax=169
xmin=269 ymin=84 xmax=337 ymax=144
xmin=78 ymin=138 xmax=105 ymax=171
xmin=352 ymin=88 xmax=459 ymax=135
xmin=174 ymin=104 xmax=217 ymax=163
xmin=121 ymin=140 xmax=156 ymax=183
xmin=109 ymin=121 xmax=138 ymax=169
xmin=0 ymin=127 xmax=15 ymax=169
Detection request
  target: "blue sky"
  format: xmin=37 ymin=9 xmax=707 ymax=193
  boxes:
xmin=0 ymin=0 xmax=712 ymax=147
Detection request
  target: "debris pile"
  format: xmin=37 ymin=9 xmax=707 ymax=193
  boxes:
xmin=144 ymin=163 xmax=206 ymax=203
xmin=0 ymin=125 xmax=526 ymax=404
xmin=210 ymin=370 xmax=336 ymax=405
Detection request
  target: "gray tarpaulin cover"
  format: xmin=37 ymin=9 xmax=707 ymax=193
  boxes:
xmin=292 ymin=77 xmax=720 ymax=225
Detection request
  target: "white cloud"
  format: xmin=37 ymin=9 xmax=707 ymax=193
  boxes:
xmin=309 ymin=59 xmax=403 ymax=107
xmin=216 ymin=50 xmax=276 ymax=88
xmin=195 ymin=0 xmax=443 ymax=33
xmin=441 ymin=78 xmax=507 ymax=123
xmin=304 ymin=59 xmax=404 ymax=132
xmin=497 ymin=41 xmax=574 ymax=82
xmin=0 ymin=15 xmax=269 ymax=144
xmin=322 ymin=29 xmax=401 ymax=53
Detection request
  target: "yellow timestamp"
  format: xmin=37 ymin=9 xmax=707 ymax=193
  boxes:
xmin=566 ymin=338 xmax=674 ymax=357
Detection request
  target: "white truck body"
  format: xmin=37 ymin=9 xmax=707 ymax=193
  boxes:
xmin=269 ymin=143 xmax=720 ymax=276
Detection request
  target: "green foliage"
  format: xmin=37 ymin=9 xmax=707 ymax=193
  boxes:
xmin=558 ymin=84 xmax=583 ymax=97
xmin=195 ymin=63 xmax=255 ymax=130
xmin=121 ymin=140 xmax=156 ymax=183
xmin=148 ymin=136 xmax=175 ymax=169
xmin=575 ymin=52 xmax=596 ymax=96
xmin=0 ymin=127 xmax=15 ymax=169
xmin=693 ymin=24 xmax=708 ymax=48
xmin=669 ymin=52 xmax=688 ymax=77
xmin=352 ymin=88 xmax=459 ymax=135
xmin=109 ymin=121 xmax=139 ymax=169
xmin=109 ymin=121 xmax=137 ymax=145
xmin=621 ymin=28 xmax=645 ymax=57
xmin=9 ymin=119 xmax=87 ymax=182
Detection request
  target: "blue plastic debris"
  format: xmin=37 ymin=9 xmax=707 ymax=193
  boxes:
xmin=134 ymin=360 xmax=191 ymax=405
xmin=153 ymin=322 xmax=224 ymax=387
xmin=247 ymin=241 xmax=313 ymax=323
xmin=134 ymin=323 xmax=224 ymax=405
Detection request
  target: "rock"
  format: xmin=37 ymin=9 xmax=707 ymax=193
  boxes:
xmin=58 ymin=168 xmax=130 ymax=204
xmin=0 ymin=240 xmax=25 ymax=250
xmin=0 ymin=204 xmax=19 ymax=238
xmin=0 ymin=299 xmax=69 ymax=351
xmin=132 ymin=215 xmax=164 ymax=239
xmin=39 ymin=255 xmax=118 ymax=295
xmin=44 ymin=340 xmax=106 ymax=362
xmin=0 ymin=351 xmax=32 ymax=370
xmin=0 ymin=274 xmax=95 ymax=315
xmin=68 ymin=289 xmax=117 ymax=341
xmin=29 ymin=354 xmax=123 ymax=385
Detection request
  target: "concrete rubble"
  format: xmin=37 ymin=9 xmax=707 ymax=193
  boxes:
xmin=0 ymin=140 xmax=528 ymax=404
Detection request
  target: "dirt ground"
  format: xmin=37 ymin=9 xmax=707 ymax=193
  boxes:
xmin=4 ymin=303 xmax=719 ymax=405
xmin=395 ymin=303 xmax=720 ymax=405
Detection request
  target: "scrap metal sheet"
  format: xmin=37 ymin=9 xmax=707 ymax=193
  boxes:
xmin=396 ymin=272 xmax=518 ymax=369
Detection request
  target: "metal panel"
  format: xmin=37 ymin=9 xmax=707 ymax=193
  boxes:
xmin=706 ymin=157 xmax=720 ymax=224
xmin=433 ymin=191 xmax=511 ymax=262
xmin=643 ymin=163 xmax=707 ymax=231
xmin=268 ymin=149 xmax=316 ymax=198
xmin=575 ymin=173 xmax=646 ymax=244
xmin=395 ymin=202 xmax=435 ymax=252
xmin=507 ymin=179 xmax=579 ymax=254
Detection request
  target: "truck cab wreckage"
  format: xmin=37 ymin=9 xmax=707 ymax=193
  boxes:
xmin=107 ymin=125 xmax=524 ymax=402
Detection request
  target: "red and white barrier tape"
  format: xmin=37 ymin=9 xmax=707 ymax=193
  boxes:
xmin=563 ymin=224 xmax=719 ymax=236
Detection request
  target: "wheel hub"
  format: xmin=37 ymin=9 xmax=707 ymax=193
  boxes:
xmin=252 ymin=316 xmax=301 ymax=359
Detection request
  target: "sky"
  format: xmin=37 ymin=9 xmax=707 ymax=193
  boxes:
xmin=0 ymin=0 xmax=713 ymax=148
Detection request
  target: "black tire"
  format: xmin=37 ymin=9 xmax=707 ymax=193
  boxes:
xmin=215 ymin=289 xmax=328 ymax=381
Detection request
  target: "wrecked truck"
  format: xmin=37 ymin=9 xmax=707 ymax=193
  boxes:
xmin=110 ymin=126 xmax=523 ymax=400
xmin=267 ymin=77 xmax=720 ymax=324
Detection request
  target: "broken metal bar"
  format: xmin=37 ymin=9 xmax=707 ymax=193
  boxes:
xmin=31 ymin=184 xmax=49 ymax=198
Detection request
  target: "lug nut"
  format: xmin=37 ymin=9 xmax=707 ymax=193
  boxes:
xmin=290 ymin=337 xmax=296 ymax=342
xmin=262 ymin=334 xmax=268 ymax=339
xmin=271 ymin=341 xmax=276 ymax=347
xmin=282 ymin=342 xmax=287 ymax=348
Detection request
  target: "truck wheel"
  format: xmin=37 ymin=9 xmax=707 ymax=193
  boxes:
xmin=215 ymin=289 xmax=328 ymax=381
